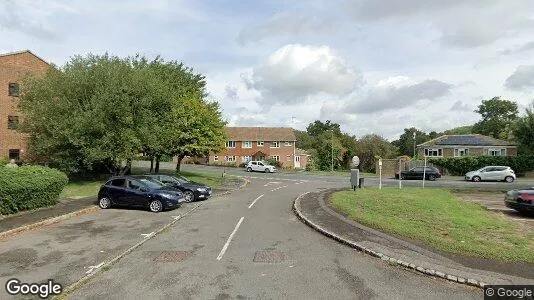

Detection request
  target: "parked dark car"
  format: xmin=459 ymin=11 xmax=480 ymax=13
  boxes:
xmin=395 ymin=166 xmax=441 ymax=181
xmin=504 ymin=187 xmax=534 ymax=213
xmin=140 ymin=174 xmax=212 ymax=202
xmin=97 ymin=176 xmax=185 ymax=212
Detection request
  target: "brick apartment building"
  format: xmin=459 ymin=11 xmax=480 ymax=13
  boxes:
xmin=0 ymin=50 xmax=50 ymax=161
xmin=209 ymin=127 xmax=309 ymax=169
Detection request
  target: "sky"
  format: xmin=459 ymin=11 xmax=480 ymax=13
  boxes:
xmin=2 ymin=0 xmax=534 ymax=141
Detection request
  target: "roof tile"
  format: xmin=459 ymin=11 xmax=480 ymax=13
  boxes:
xmin=225 ymin=127 xmax=296 ymax=141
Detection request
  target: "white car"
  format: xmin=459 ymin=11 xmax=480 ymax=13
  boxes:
xmin=465 ymin=166 xmax=516 ymax=183
xmin=245 ymin=161 xmax=277 ymax=173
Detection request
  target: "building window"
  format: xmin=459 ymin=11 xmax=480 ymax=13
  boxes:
xmin=295 ymin=156 xmax=300 ymax=162
xmin=285 ymin=141 xmax=292 ymax=146
xmin=424 ymin=148 xmax=442 ymax=157
xmin=225 ymin=141 xmax=236 ymax=148
xmin=242 ymin=155 xmax=252 ymax=162
xmin=270 ymin=141 xmax=280 ymax=148
xmin=8 ymin=116 xmax=19 ymax=129
xmin=454 ymin=148 xmax=469 ymax=157
xmin=9 ymin=149 xmax=20 ymax=161
xmin=257 ymin=141 xmax=264 ymax=147
xmin=213 ymin=156 xmax=218 ymax=161
xmin=286 ymin=155 xmax=291 ymax=161
xmin=225 ymin=155 xmax=235 ymax=162
xmin=8 ymin=83 xmax=19 ymax=97
xmin=270 ymin=155 xmax=280 ymax=161
xmin=242 ymin=141 xmax=252 ymax=148
xmin=488 ymin=148 xmax=506 ymax=156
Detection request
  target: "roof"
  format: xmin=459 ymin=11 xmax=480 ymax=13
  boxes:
xmin=417 ymin=134 xmax=515 ymax=147
xmin=0 ymin=49 xmax=50 ymax=66
xmin=225 ymin=127 xmax=296 ymax=141
xmin=296 ymin=148 xmax=310 ymax=156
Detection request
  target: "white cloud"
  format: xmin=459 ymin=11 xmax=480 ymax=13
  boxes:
xmin=450 ymin=100 xmax=472 ymax=112
xmin=244 ymin=44 xmax=360 ymax=107
xmin=505 ymin=65 xmax=534 ymax=91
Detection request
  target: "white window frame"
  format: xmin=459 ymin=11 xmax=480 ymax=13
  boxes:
xmin=285 ymin=141 xmax=292 ymax=146
xmin=488 ymin=148 xmax=506 ymax=156
xmin=454 ymin=148 xmax=469 ymax=157
xmin=257 ymin=141 xmax=264 ymax=147
xmin=270 ymin=141 xmax=280 ymax=148
xmin=295 ymin=156 xmax=300 ymax=162
xmin=242 ymin=141 xmax=252 ymax=148
xmin=242 ymin=155 xmax=252 ymax=162
xmin=286 ymin=155 xmax=291 ymax=161
xmin=226 ymin=141 xmax=236 ymax=148
xmin=225 ymin=155 xmax=235 ymax=162
xmin=270 ymin=155 xmax=280 ymax=161
xmin=213 ymin=156 xmax=218 ymax=162
xmin=424 ymin=148 xmax=442 ymax=157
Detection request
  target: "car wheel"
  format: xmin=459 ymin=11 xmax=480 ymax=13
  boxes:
xmin=184 ymin=190 xmax=195 ymax=202
xmin=428 ymin=174 xmax=436 ymax=181
xmin=265 ymin=168 xmax=270 ymax=173
xmin=247 ymin=167 xmax=252 ymax=172
xmin=505 ymin=176 xmax=514 ymax=183
xmin=472 ymin=176 xmax=481 ymax=182
xmin=149 ymin=200 xmax=163 ymax=213
xmin=400 ymin=175 xmax=405 ymax=180
xmin=98 ymin=197 xmax=111 ymax=209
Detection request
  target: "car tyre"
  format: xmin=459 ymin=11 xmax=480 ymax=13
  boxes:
xmin=149 ymin=200 xmax=163 ymax=213
xmin=472 ymin=176 xmax=481 ymax=182
xmin=400 ymin=174 xmax=405 ymax=180
xmin=265 ymin=168 xmax=270 ymax=173
xmin=246 ymin=167 xmax=252 ymax=172
xmin=428 ymin=174 xmax=436 ymax=181
xmin=184 ymin=190 xmax=195 ymax=202
xmin=505 ymin=176 xmax=514 ymax=183
xmin=98 ymin=197 xmax=111 ymax=209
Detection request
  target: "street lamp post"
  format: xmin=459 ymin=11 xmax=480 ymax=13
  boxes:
xmin=331 ymin=129 xmax=334 ymax=172
xmin=413 ymin=131 xmax=416 ymax=158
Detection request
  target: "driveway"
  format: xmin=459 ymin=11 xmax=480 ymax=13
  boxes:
xmin=64 ymin=177 xmax=480 ymax=299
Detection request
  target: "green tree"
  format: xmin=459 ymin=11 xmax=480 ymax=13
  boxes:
xmin=513 ymin=102 xmax=534 ymax=155
xmin=355 ymin=134 xmax=397 ymax=172
xmin=294 ymin=130 xmax=314 ymax=150
xmin=391 ymin=128 xmax=430 ymax=157
xmin=472 ymin=97 xmax=518 ymax=140
xmin=442 ymin=125 xmax=473 ymax=135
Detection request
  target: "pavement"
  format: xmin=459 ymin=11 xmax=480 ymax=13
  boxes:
xmin=294 ymin=188 xmax=534 ymax=288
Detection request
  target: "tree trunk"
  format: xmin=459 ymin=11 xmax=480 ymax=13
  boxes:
xmin=176 ymin=154 xmax=186 ymax=173
xmin=155 ymin=155 xmax=160 ymax=173
xmin=149 ymin=156 xmax=154 ymax=173
xmin=125 ymin=159 xmax=132 ymax=175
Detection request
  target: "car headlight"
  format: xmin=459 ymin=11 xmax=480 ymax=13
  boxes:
xmin=160 ymin=193 xmax=179 ymax=199
xmin=197 ymin=187 xmax=207 ymax=192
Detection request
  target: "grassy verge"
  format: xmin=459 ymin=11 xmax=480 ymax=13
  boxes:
xmin=331 ymin=188 xmax=534 ymax=262
xmin=60 ymin=168 xmax=229 ymax=199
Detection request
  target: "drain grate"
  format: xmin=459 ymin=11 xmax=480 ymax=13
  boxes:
xmin=154 ymin=250 xmax=189 ymax=262
xmin=253 ymin=250 xmax=285 ymax=263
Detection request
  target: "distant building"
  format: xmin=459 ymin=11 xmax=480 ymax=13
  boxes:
xmin=209 ymin=127 xmax=305 ymax=168
xmin=0 ymin=50 xmax=50 ymax=161
xmin=416 ymin=134 xmax=517 ymax=158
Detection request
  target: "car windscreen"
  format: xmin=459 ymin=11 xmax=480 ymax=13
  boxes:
xmin=138 ymin=178 xmax=164 ymax=189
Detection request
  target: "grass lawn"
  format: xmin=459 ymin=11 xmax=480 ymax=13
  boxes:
xmin=60 ymin=167 xmax=228 ymax=199
xmin=331 ymin=188 xmax=534 ymax=262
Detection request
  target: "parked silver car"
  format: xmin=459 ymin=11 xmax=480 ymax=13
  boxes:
xmin=465 ymin=166 xmax=516 ymax=183
xmin=245 ymin=161 xmax=277 ymax=173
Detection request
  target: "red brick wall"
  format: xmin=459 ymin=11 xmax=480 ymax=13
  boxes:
xmin=0 ymin=52 xmax=49 ymax=160
xmin=210 ymin=140 xmax=296 ymax=168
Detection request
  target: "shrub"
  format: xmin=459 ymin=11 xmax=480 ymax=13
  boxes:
xmin=428 ymin=155 xmax=534 ymax=176
xmin=266 ymin=158 xmax=283 ymax=168
xmin=0 ymin=165 xmax=69 ymax=215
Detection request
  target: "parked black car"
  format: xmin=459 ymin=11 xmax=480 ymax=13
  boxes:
xmin=395 ymin=166 xmax=441 ymax=181
xmin=97 ymin=176 xmax=185 ymax=213
xmin=140 ymin=174 xmax=212 ymax=202
xmin=504 ymin=187 xmax=534 ymax=213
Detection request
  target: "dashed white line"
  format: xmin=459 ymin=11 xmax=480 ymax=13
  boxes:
xmin=248 ymin=194 xmax=264 ymax=209
xmin=217 ymin=217 xmax=245 ymax=261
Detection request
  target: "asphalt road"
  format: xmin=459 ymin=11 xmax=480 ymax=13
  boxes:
xmin=69 ymin=176 xmax=481 ymax=299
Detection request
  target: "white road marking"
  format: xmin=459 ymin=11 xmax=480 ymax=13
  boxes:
xmin=171 ymin=215 xmax=181 ymax=220
xmin=248 ymin=194 xmax=264 ymax=209
xmin=217 ymin=217 xmax=245 ymax=261
xmin=141 ymin=232 xmax=155 ymax=238
xmin=263 ymin=181 xmax=282 ymax=186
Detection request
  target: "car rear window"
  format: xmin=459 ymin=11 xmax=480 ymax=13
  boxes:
xmin=110 ymin=179 xmax=126 ymax=187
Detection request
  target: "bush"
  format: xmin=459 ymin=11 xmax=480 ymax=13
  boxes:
xmin=428 ymin=155 xmax=534 ymax=176
xmin=266 ymin=158 xmax=283 ymax=168
xmin=0 ymin=165 xmax=69 ymax=215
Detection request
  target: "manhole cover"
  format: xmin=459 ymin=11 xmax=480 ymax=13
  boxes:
xmin=154 ymin=251 xmax=189 ymax=262
xmin=253 ymin=250 xmax=285 ymax=263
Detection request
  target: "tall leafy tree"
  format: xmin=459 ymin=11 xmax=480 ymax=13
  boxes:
xmin=513 ymin=102 xmax=534 ymax=155
xmin=356 ymin=134 xmax=398 ymax=172
xmin=472 ymin=97 xmax=518 ymax=140
xmin=391 ymin=127 xmax=429 ymax=157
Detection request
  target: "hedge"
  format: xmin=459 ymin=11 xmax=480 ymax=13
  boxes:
xmin=0 ymin=165 xmax=69 ymax=215
xmin=428 ymin=155 xmax=534 ymax=176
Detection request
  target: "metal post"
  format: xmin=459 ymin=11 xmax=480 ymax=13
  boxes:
xmin=413 ymin=131 xmax=416 ymax=158
xmin=379 ymin=165 xmax=382 ymax=190
xmin=331 ymin=130 xmax=334 ymax=172
xmin=398 ymin=159 xmax=402 ymax=189
xmin=422 ymin=156 xmax=427 ymax=188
